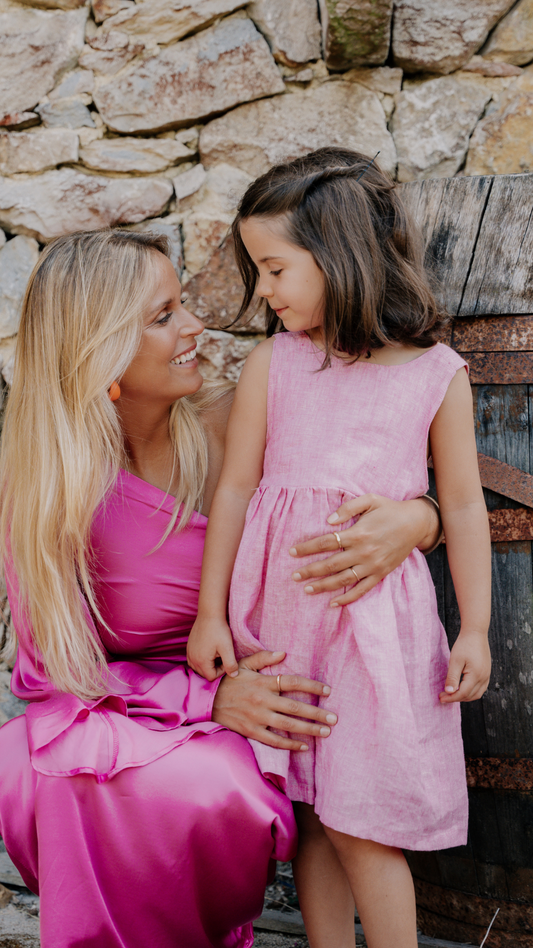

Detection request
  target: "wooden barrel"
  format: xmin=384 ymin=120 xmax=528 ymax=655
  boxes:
xmin=399 ymin=174 xmax=533 ymax=948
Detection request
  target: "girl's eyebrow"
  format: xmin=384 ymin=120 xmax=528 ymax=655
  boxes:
xmin=259 ymin=255 xmax=286 ymax=263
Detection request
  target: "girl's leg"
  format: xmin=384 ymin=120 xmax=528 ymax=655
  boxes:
xmin=292 ymin=802 xmax=356 ymax=948
xmin=323 ymin=825 xmax=418 ymax=948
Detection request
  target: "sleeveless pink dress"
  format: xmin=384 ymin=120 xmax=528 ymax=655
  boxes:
xmin=229 ymin=333 xmax=469 ymax=851
xmin=0 ymin=471 xmax=296 ymax=948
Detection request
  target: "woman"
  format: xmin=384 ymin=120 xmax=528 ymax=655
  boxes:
xmin=0 ymin=231 xmax=442 ymax=948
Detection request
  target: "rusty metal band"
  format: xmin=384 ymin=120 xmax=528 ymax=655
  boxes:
xmin=428 ymin=454 xmax=533 ymax=508
xmin=465 ymin=756 xmax=533 ymax=791
xmin=453 ymin=314 xmax=533 ymax=352
xmin=461 ymin=351 xmax=533 ymax=384
xmin=488 ymin=508 xmax=533 ymax=541
xmin=477 ymin=453 xmax=533 ymax=508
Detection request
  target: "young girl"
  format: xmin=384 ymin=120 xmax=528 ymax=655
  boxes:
xmin=187 ymin=148 xmax=492 ymax=948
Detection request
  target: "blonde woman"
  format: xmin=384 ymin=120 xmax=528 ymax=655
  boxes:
xmin=0 ymin=230 xmax=441 ymax=948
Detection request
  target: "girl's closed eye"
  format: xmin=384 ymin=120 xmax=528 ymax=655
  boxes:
xmin=270 ymin=270 xmax=282 ymax=276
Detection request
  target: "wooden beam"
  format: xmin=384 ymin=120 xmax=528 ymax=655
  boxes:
xmin=399 ymin=176 xmax=492 ymax=316
xmin=459 ymin=174 xmax=533 ymax=316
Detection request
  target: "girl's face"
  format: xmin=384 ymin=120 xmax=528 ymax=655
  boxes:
xmin=120 ymin=251 xmax=205 ymax=406
xmin=239 ymin=216 xmax=325 ymax=343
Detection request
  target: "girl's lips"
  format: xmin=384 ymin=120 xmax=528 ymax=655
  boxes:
xmin=274 ymin=307 xmax=287 ymax=315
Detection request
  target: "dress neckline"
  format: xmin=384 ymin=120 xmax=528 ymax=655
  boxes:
xmin=118 ymin=468 xmax=208 ymax=522
xmin=299 ymin=332 xmax=440 ymax=368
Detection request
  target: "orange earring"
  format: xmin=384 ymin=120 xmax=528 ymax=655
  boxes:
xmin=109 ymin=381 xmax=121 ymax=402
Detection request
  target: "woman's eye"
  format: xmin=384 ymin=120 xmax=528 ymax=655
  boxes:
xmin=180 ymin=294 xmax=189 ymax=304
xmin=270 ymin=269 xmax=282 ymax=277
xmin=157 ymin=311 xmax=173 ymax=325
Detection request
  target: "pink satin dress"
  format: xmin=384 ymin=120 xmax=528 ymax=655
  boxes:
xmin=0 ymin=471 xmax=297 ymax=948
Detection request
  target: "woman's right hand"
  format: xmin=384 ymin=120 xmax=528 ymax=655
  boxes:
xmin=212 ymin=650 xmax=337 ymax=751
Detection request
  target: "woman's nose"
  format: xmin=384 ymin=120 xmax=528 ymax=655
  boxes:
xmin=181 ymin=309 xmax=204 ymax=337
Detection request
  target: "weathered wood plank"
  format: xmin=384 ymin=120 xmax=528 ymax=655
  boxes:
xmin=461 ymin=386 xmax=533 ymax=758
xmin=453 ymin=315 xmax=533 ymax=352
xmin=465 ymin=352 xmax=533 ymax=385
xmin=459 ymin=174 xmax=533 ymax=317
xmin=399 ymin=176 xmax=492 ymax=316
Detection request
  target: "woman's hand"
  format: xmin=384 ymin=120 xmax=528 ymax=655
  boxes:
xmin=289 ymin=493 xmax=441 ymax=607
xmin=212 ymin=650 xmax=338 ymax=751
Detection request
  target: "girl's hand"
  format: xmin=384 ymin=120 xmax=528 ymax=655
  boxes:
xmin=439 ymin=629 xmax=491 ymax=703
xmin=187 ymin=616 xmax=239 ymax=681
xmin=289 ymin=493 xmax=440 ymax=606
xmin=212 ymin=650 xmax=338 ymax=751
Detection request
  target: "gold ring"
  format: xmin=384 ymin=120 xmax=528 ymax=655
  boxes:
xmin=350 ymin=567 xmax=360 ymax=583
xmin=276 ymin=674 xmax=282 ymax=695
xmin=333 ymin=531 xmax=344 ymax=550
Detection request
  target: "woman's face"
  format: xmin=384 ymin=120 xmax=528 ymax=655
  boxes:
xmin=120 ymin=251 xmax=204 ymax=406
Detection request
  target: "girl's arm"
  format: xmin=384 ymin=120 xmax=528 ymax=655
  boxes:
xmin=187 ymin=338 xmax=273 ymax=681
xmin=430 ymin=367 xmax=492 ymax=703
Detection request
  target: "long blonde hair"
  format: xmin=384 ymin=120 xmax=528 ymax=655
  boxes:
xmin=0 ymin=230 xmax=229 ymax=699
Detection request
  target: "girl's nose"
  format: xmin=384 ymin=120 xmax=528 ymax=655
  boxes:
xmin=256 ymin=276 xmax=273 ymax=299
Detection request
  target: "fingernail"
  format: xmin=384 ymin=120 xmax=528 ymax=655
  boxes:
xmin=292 ymin=572 xmax=302 ymax=581
xmin=300 ymin=744 xmax=308 ymax=751
xmin=330 ymin=601 xmax=340 ymax=608
xmin=319 ymin=727 xmax=330 ymax=737
xmin=445 ymin=685 xmax=455 ymax=693
xmin=326 ymin=713 xmax=337 ymax=724
xmin=322 ymin=685 xmax=331 ymax=695
xmin=327 ymin=513 xmax=340 ymax=523
xmin=289 ymin=547 xmax=297 ymax=556
xmin=229 ymin=671 xmax=239 ymax=678
xmin=304 ymin=585 xmax=314 ymax=594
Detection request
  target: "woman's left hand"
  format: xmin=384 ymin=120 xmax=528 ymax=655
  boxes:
xmin=289 ymin=493 xmax=440 ymax=606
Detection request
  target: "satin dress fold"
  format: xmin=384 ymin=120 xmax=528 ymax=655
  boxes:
xmin=0 ymin=471 xmax=297 ymax=948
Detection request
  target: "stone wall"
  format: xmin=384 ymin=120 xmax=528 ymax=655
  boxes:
xmin=0 ymin=0 xmax=532 ymax=382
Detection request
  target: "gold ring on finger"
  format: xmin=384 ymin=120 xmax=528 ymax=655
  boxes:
xmin=350 ymin=567 xmax=360 ymax=583
xmin=333 ymin=531 xmax=344 ymax=550
xmin=276 ymin=674 xmax=282 ymax=695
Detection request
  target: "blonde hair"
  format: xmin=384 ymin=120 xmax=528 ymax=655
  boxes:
xmin=0 ymin=229 xmax=230 ymax=699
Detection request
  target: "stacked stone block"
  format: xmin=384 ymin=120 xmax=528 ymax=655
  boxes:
xmin=0 ymin=0 xmax=532 ymax=380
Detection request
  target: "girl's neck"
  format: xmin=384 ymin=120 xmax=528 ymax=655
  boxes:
xmin=305 ymin=331 xmax=435 ymax=366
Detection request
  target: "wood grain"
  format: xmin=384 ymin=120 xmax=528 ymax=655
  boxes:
xmin=399 ymin=176 xmax=492 ymax=316
xmin=459 ymin=175 xmax=533 ymax=317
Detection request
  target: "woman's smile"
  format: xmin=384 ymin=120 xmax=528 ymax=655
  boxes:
xmin=170 ymin=344 xmax=198 ymax=366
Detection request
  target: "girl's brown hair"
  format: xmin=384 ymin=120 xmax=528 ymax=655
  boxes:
xmin=232 ymin=147 xmax=448 ymax=364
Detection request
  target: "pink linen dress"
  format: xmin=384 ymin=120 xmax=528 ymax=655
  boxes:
xmin=229 ymin=333 xmax=469 ymax=851
xmin=0 ymin=470 xmax=297 ymax=948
